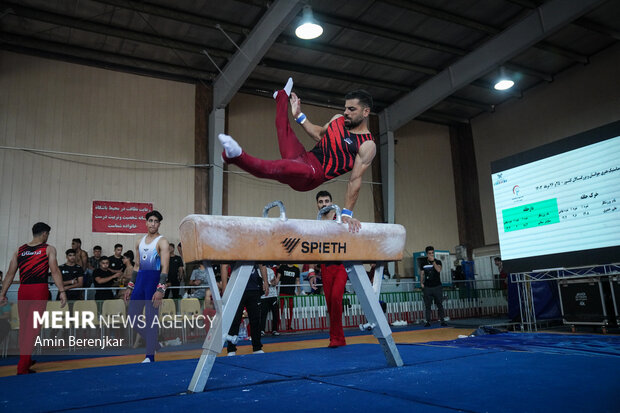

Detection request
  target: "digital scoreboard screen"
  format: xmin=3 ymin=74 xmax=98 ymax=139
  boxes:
xmin=491 ymin=121 xmax=620 ymax=272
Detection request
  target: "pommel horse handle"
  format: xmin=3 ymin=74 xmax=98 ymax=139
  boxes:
xmin=317 ymin=204 xmax=342 ymax=223
xmin=263 ymin=200 xmax=287 ymax=221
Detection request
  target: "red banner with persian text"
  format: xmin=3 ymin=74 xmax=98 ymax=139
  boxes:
xmin=92 ymin=201 xmax=153 ymax=233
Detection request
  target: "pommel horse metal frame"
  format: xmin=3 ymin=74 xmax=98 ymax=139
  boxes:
xmin=180 ymin=202 xmax=406 ymax=393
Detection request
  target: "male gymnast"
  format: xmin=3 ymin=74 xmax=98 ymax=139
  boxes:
xmin=219 ymin=78 xmax=376 ymax=232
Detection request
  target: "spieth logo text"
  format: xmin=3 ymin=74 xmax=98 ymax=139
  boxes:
xmin=281 ymin=237 xmax=347 ymax=254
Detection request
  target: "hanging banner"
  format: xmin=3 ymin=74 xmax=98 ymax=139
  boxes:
xmin=92 ymin=201 xmax=153 ymax=233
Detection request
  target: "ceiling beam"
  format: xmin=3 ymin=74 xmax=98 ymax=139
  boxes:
xmin=5 ymin=2 xmax=231 ymax=59
xmin=88 ymin=1 xmax=552 ymax=83
xmin=0 ymin=32 xmax=216 ymax=82
xmin=506 ymin=0 xmax=620 ymax=41
xmin=4 ymin=3 xmax=497 ymax=111
xmin=379 ymin=0 xmax=589 ymax=63
xmin=383 ymin=0 xmax=606 ymax=131
xmin=212 ymin=0 xmax=302 ymax=108
xmin=95 ymin=0 xmax=249 ymax=35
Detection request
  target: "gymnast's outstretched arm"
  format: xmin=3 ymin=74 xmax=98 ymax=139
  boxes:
xmin=289 ymin=92 xmax=340 ymax=142
xmin=343 ymin=140 xmax=377 ymax=233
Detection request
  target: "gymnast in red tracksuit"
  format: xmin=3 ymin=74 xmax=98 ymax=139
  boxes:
xmin=219 ymin=78 xmax=376 ymax=233
xmin=0 ymin=222 xmax=67 ymax=375
xmin=314 ymin=190 xmax=349 ymax=347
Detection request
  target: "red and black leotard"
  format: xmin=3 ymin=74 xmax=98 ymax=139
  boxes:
xmin=17 ymin=243 xmax=49 ymax=284
xmin=311 ymin=116 xmax=374 ymax=180
xmin=223 ymin=91 xmax=374 ymax=192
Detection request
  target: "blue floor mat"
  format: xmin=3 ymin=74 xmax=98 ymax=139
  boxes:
xmin=1 ymin=334 xmax=618 ymax=412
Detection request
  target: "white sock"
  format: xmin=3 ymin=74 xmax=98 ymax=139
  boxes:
xmin=273 ymin=77 xmax=294 ymax=99
xmin=218 ymin=133 xmax=242 ymax=158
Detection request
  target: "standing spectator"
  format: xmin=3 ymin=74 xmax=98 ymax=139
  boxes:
xmin=84 ymin=245 xmax=102 ymax=298
xmin=494 ymin=257 xmax=508 ymax=292
xmin=315 ymin=190 xmax=348 ymax=347
xmin=88 ymin=246 xmax=102 ymax=272
xmin=93 ymin=256 xmax=118 ymax=301
xmin=261 ymin=266 xmax=280 ymax=336
xmin=59 ymin=249 xmax=84 ymax=301
xmin=108 ymin=244 xmax=125 ymax=277
xmin=71 ymin=238 xmax=89 ymax=275
xmin=165 ymin=243 xmax=184 ymax=299
xmin=420 ymin=246 xmax=447 ymax=327
xmin=223 ymin=264 xmax=269 ymax=356
xmin=0 ymin=222 xmax=67 ymax=375
xmin=277 ymin=264 xmax=300 ymax=331
xmin=189 ymin=264 xmax=209 ymax=299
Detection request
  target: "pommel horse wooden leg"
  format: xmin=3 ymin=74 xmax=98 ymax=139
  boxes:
xmin=187 ymin=262 xmax=255 ymax=393
xmin=346 ymin=262 xmax=403 ymax=367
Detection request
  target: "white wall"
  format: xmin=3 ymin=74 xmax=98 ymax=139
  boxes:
xmin=0 ymin=52 xmax=195 ymax=271
xmin=472 ymin=43 xmax=620 ymax=245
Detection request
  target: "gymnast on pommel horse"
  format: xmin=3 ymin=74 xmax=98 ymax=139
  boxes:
xmin=219 ymin=77 xmax=375 ymax=233
xmin=179 ymin=202 xmax=406 ymax=393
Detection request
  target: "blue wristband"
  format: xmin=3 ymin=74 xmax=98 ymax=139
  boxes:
xmin=295 ymin=113 xmax=307 ymax=124
xmin=342 ymin=208 xmax=353 ymax=218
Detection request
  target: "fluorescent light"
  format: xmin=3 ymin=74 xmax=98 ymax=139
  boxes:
xmin=494 ymin=66 xmax=515 ymax=90
xmin=295 ymin=6 xmax=323 ymax=40
xmin=494 ymin=79 xmax=515 ymax=90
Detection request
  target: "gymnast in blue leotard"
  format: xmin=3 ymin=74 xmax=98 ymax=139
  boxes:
xmin=124 ymin=210 xmax=170 ymax=363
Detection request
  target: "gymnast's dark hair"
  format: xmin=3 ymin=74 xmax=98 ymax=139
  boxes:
xmin=146 ymin=210 xmax=163 ymax=221
xmin=345 ymin=89 xmax=373 ymax=110
xmin=316 ymin=190 xmax=332 ymax=202
xmin=32 ymin=222 xmax=51 ymax=236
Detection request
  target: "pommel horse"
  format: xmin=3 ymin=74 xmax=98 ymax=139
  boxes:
xmin=180 ymin=201 xmax=406 ymax=393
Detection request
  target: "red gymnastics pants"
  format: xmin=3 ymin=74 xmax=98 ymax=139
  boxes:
xmin=17 ymin=283 xmax=49 ymax=374
xmin=321 ymin=264 xmax=348 ymax=347
xmin=223 ymin=90 xmax=326 ymax=192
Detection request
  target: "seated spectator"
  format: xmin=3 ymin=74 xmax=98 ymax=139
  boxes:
xmin=93 ymin=256 xmax=118 ymax=301
xmin=58 ymin=249 xmax=84 ymax=301
xmin=189 ymin=264 xmax=209 ymax=299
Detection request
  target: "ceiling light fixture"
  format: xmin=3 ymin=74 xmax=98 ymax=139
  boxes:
xmin=295 ymin=5 xmax=323 ymax=40
xmin=494 ymin=66 xmax=515 ymax=91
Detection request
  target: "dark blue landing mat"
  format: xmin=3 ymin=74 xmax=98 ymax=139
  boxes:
xmin=424 ymin=332 xmax=620 ymax=357
xmin=1 ymin=336 xmax=618 ymax=412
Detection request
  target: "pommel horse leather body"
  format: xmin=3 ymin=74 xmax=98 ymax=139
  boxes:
xmin=179 ymin=214 xmax=406 ymax=263
xmin=183 ymin=213 xmax=406 ymax=393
